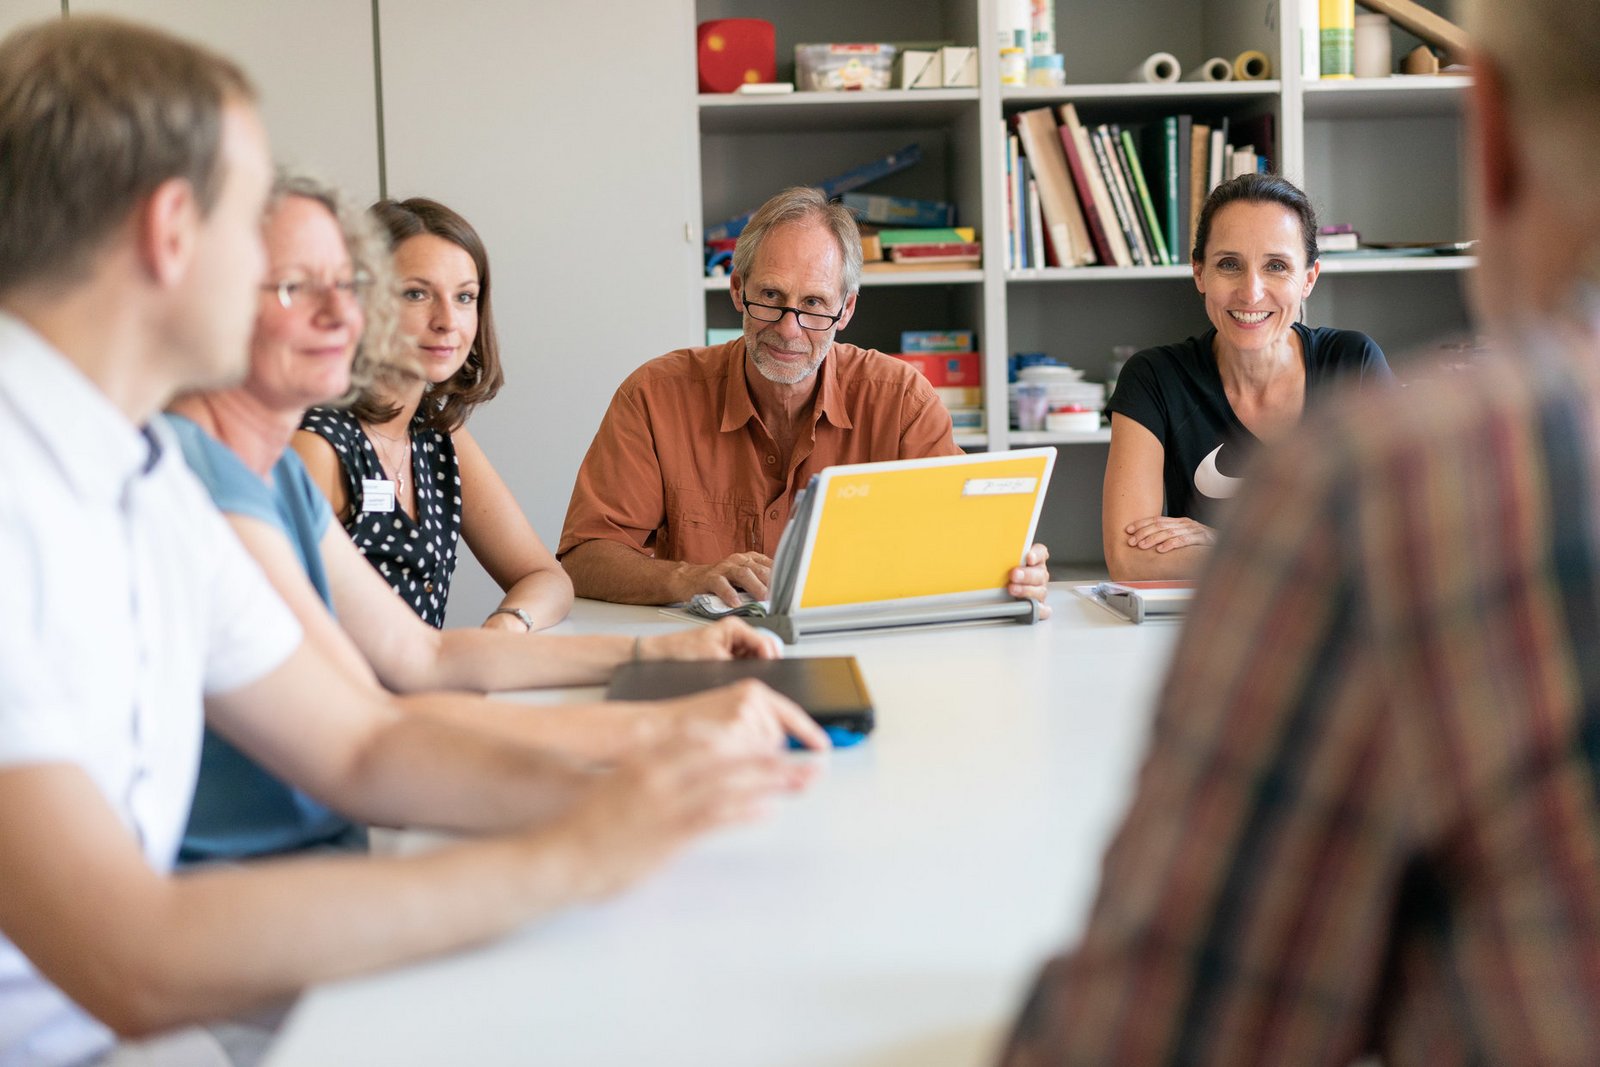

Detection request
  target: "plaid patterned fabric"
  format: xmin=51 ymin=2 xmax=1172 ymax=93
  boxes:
xmin=1000 ymin=328 xmax=1600 ymax=1065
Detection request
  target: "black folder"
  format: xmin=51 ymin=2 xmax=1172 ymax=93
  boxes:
xmin=605 ymin=656 xmax=874 ymax=734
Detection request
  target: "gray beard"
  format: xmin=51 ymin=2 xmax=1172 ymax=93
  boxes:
xmin=748 ymin=334 xmax=828 ymax=385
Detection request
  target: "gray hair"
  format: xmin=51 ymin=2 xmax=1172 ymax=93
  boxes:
xmin=265 ymin=170 xmax=412 ymax=398
xmin=731 ymin=186 xmax=863 ymax=299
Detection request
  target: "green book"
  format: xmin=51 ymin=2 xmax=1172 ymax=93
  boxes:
xmin=1119 ymin=128 xmax=1171 ymax=266
xmin=877 ymin=227 xmax=975 ymax=246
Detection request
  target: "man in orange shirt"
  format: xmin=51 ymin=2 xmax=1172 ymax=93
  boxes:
xmin=560 ymin=186 xmax=1051 ymax=610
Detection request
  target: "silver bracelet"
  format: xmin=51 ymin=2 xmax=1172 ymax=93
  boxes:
xmin=487 ymin=607 xmax=535 ymax=632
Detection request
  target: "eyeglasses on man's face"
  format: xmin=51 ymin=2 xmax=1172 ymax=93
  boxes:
xmin=740 ymin=296 xmax=844 ymax=333
xmin=260 ymin=273 xmax=372 ymax=311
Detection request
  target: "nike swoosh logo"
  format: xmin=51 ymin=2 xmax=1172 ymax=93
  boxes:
xmin=1194 ymin=444 xmax=1243 ymax=499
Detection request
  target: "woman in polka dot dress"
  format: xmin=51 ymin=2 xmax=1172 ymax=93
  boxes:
xmin=296 ymin=198 xmax=572 ymax=631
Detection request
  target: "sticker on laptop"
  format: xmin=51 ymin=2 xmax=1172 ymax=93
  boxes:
xmin=962 ymin=477 xmax=1038 ymax=496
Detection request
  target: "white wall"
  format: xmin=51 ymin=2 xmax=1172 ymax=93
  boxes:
xmin=378 ymin=0 xmax=701 ymax=626
xmin=1 ymin=1 xmax=60 ymax=38
xmin=42 ymin=0 xmax=701 ymax=626
xmin=71 ymin=0 xmax=381 ymax=202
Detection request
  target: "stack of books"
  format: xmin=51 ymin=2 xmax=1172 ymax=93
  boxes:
xmin=702 ymin=144 xmax=982 ymax=276
xmin=1004 ymin=104 xmax=1274 ymax=269
xmin=891 ymin=331 xmax=982 ymax=433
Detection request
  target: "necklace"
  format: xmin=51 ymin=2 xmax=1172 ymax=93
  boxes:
xmin=365 ymin=425 xmax=413 ymax=494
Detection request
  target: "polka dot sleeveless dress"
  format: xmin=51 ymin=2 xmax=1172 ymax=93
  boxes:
xmin=300 ymin=407 xmax=462 ymax=627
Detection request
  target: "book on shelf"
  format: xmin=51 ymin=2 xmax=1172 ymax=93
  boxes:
xmin=1319 ymin=229 xmax=1360 ymax=252
xmin=900 ymin=330 xmax=974 ymax=353
xmin=1013 ymin=107 xmax=1096 ymax=267
xmin=888 ymin=241 xmax=982 ymax=264
xmin=1027 ymin=178 xmax=1046 ymax=270
xmin=1091 ymin=124 xmax=1150 ymax=267
xmin=1230 ymin=113 xmax=1276 ymax=174
xmin=840 ymin=192 xmax=956 ymax=228
xmin=1208 ymin=118 xmax=1229 ymax=193
xmin=1119 ymin=126 xmax=1172 ymax=265
xmin=1005 ymin=129 xmax=1018 ymax=269
xmin=1142 ymin=115 xmax=1192 ymax=265
xmin=1189 ymin=122 xmax=1211 ymax=245
xmin=878 ymin=227 xmax=975 ymax=246
xmin=1056 ymin=104 xmax=1122 ymax=267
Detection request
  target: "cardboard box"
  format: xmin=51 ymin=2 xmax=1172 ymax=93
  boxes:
xmin=795 ymin=43 xmax=895 ymax=91
xmin=901 ymin=330 xmax=975 ymax=353
xmin=940 ymin=46 xmax=978 ymax=88
xmin=895 ymin=49 xmax=942 ymax=89
xmin=892 ymin=352 xmax=981 ymax=387
xmin=934 ymin=386 xmax=983 ymax=407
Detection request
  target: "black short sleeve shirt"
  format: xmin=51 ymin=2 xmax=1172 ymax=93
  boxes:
xmin=1106 ymin=323 xmax=1392 ymax=525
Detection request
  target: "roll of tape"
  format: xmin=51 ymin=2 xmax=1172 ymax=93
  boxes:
xmin=1127 ymin=51 xmax=1181 ymax=83
xmin=1183 ymin=56 xmax=1234 ymax=81
xmin=1232 ymin=49 xmax=1271 ymax=80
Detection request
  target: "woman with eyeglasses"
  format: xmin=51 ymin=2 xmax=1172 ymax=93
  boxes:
xmin=164 ymin=174 xmax=827 ymax=862
xmin=293 ymin=197 xmax=570 ymax=631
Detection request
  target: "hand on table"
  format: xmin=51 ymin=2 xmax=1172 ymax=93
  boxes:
xmin=641 ymin=618 xmax=781 ymax=662
xmin=661 ymin=678 xmax=831 ymax=753
xmin=1124 ymin=516 xmax=1216 ymax=554
xmin=1007 ymin=542 xmax=1053 ymax=620
xmin=674 ymin=552 xmax=773 ymax=610
xmin=551 ymin=735 xmax=821 ymax=901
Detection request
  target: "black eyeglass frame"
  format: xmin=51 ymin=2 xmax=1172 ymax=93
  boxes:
xmin=737 ymin=295 xmax=846 ymax=333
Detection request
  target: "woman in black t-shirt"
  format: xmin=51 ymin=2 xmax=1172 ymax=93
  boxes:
xmin=1102 ymin=174 xmax=1392 ymax=580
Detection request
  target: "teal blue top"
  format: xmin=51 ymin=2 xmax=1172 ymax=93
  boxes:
xmin=166 ymin=414 xmax=364 ymax=860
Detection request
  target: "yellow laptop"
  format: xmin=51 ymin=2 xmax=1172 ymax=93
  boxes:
xmin=750 ymin=447 xmax=1056 ymax=642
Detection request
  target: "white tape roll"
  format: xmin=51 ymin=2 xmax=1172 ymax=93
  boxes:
xmin=1127 ymin=51 xmax=1181 ymax=83
xmin=1183 ymin=56 xmax=1234 ymax=81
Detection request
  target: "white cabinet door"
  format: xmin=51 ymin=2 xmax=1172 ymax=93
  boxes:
xmin=67 ymin=0 xmax=381 ymax=201
xmin=379 ymin=0 xmax=700 ymax=625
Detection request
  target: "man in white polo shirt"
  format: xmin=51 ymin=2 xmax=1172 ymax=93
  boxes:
xmin=0 ymin=17 xmax=811 ymax=1067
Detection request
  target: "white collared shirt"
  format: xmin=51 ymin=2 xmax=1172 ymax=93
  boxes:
xmin=0 ymin=312 xmax=302 ymax=1067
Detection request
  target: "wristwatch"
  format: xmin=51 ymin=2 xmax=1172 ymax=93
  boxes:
xmin=487 ymin=607 xmax=535 ymax=631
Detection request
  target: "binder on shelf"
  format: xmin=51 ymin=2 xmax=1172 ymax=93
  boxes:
xmin=1014 ymin=107 xmax=1095 ymax=266
xmin=748 ymin=449 xmax=1057 ymax=643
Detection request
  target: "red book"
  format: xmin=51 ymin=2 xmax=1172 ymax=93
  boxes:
xmin=1057 ymin=121 xmax=1116 ymax=266
xmin=887 ymin=242 xmax=982 ymax=263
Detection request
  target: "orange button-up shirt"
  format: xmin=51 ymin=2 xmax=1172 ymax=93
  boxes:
xmin=559 ymin=339 xmax=960 ymax=565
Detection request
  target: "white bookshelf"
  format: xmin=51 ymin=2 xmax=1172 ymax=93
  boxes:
xmin=690 ymin=0 xmax=1471 ymax=562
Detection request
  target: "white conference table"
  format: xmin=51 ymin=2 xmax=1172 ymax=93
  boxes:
xmin=265 ymin=584 xmax=1181 ymax=1067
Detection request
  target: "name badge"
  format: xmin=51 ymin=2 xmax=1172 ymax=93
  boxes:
xmin=361 ymin=478 xmax=396 ymax=513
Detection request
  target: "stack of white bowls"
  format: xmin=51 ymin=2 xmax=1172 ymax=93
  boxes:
xmin=1008 ymin=364 xmax=1106 ymax=427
